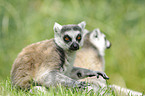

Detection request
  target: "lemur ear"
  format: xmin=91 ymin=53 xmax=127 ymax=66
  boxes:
xmin=78 ymin=21 xmax=86 ymax=30
xmin=53 ymin=22 xmax=62 ymax=34
xmin=97 ymin=28 xmax=102 ymax=35
xmin=93 ymin=28 xmax=101 ymax=36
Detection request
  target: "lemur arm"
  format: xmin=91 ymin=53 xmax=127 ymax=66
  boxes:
xmin=35 ymin=70 xmax=88 ymax=89
xmin=70 ymin=67 xmax=109 ymax=80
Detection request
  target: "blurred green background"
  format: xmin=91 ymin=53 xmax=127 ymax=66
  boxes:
xmin=0 ymin=0 xmax=145 ymax=92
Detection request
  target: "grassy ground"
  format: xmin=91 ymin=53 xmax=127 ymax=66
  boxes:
xmin=0 ymin=78 xmax=115 ymax=96
xmin=0 ymin=0 xmax=145 ymax=94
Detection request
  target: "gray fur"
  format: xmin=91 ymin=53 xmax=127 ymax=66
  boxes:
xmin=61 ymin=25 xmax=82 ymax=33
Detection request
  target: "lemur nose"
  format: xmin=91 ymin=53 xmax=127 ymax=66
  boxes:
xmin=70 ymin=42 xmax=79 ymax=51
xmin=73 ymin=43 xmax=78 ymax=48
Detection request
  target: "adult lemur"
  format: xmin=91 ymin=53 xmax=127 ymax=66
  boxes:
xmin=11 ymin=22 xmax=109 ymax=90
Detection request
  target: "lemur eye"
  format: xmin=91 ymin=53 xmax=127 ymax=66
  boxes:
xmin=76 ymin=34 xmax=82 ymax=42
xmin=95 ymin=35 xmax=98 ymax=38
xmin=77 ymin=36 xmax=81 ymax=40
xmin=63 ymin=35 xmax=71 ymax=43
xmin=65 ymin=37 xmax=69 ymax=41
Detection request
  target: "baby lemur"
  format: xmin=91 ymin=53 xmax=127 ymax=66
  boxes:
xmin=72 ymin=28 xmax=111 ymax=94
xmin=11 ymin=22 xmax=109 ymax=90
xmin=73 ymin=28 xmax=111 ymax=88
xmin=74 ymin=29 xmax=143 ymax=96
xmin=74 ymin=28 xmax=111 ymax=72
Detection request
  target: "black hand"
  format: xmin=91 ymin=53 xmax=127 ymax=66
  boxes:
xmin=96 ymin=71 xmax=109 ymax=79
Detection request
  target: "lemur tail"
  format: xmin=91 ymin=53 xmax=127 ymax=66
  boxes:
xmin=110 ymin=84 xmax=144 ymax=96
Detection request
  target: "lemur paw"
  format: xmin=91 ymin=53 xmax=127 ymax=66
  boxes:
xmin=95 ymin=71 xmax=109 ymax=80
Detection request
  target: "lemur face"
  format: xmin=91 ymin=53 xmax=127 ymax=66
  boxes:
xmin=90 ymin=28 xmax=111 ymax=51
xmin=54 ymin=21 xmax=87 ymax=51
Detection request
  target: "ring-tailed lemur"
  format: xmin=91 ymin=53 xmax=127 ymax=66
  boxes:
xmin=71 ymin=28 xmax=111 ymax=95
xmin=11 ymin=22 xmax=109 ymax=91
xmin=74 ymin=28 xmax=143 ymax=95
xmin=74 ymin=28 xmax=111 ymax=73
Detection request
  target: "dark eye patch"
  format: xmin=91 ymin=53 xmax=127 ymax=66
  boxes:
xmin=76 ymin=34 xmax=82 ymax=42
xmin=95 ymin=31 xmax=98 ymax=38
xmin=63 ymin=35 xmax=72 ymax=43
xmin=95 ymin=35 xmax=98 ymax=38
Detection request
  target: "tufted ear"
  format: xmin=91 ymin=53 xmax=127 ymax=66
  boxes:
xmin=96 ymin=28 xmax=102 ymax=35
xmin=53 ymin=22 xmax=62 ymax=35
xmin=78 ymin=21 xmax=86 ymax=30
xmin=93 ymin=28 xmax=102 ymax=37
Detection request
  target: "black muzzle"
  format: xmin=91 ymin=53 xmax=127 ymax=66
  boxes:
xmin=69 ymin=42 xmax=79 ymax=51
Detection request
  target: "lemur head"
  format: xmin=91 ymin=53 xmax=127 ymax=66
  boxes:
xmin=89 ymin=28 xmax=111 ymax=56
xmin=54 ymin=21 xmax=87 ymax=51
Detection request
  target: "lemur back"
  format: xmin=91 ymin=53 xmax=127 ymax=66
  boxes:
xmin=11 ymin=39 xmax=61 ymax=89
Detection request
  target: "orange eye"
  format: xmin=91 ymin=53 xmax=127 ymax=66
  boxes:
xmin=77 ymin=36 xmax=81 ymax=40
xmin=76 ymin=34 xmax=82 ymax=42
xmin=65 ymin=37 xmax=69 ymax=41
xmin=64 ymin=35 xmax=71 ymax=42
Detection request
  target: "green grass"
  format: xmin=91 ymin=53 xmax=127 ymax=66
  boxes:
xmin=0 ymin=0 xmax=145 ymax=94
xmin=0 ymin=78 xmax=115 ymax=96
